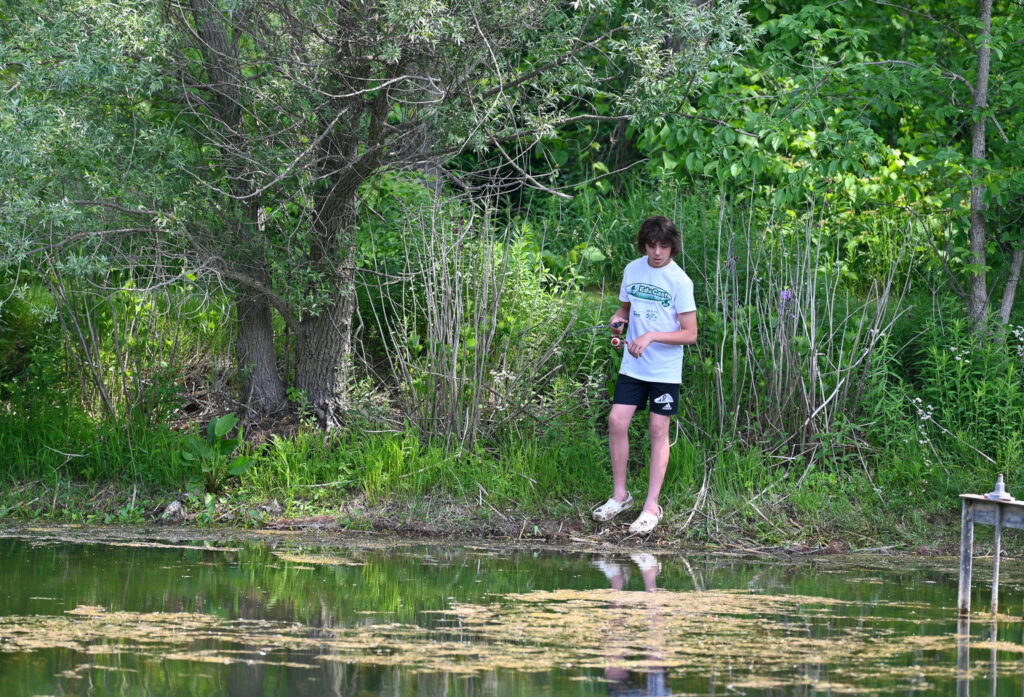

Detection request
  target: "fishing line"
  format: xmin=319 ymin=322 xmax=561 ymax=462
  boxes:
xmin=564 ymin=323 xmax=619 ymax=336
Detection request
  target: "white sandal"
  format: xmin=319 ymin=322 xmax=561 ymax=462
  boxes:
xmin=628 ymin=506 xmax=663 ymax=534
xmin=592 ymin=493 xmax=633 ymax=522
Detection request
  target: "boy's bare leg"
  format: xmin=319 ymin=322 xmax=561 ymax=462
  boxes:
xmin=608 ymin=403 xmax=637 ymax=502
xmin=642 ymin=413 xmax=671 ymax=515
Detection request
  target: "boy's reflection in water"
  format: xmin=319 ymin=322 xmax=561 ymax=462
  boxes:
xmin=593 ymin=553 xmax=670 ymax=697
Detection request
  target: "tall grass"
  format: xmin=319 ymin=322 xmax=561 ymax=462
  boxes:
xmin=0 ymin=405 xmax=188 ymax=487
xmin=362 ymin=193 xmax=603 ymax=450
xmin=688 ymin=195 xmax=908 ymax=465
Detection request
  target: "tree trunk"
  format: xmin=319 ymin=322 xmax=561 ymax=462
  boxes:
xmin=967 ymin=0 xmax=993 ymax=330
xmin=998 ymin=247 xmax=1024 ymax=325
xmin=236 ymin=288 xmax=287 ymax=416
xmin=294 ymin=284 xmax=357 ymax=429
xmin=292 ymin=174 xmax=360 ymax=429
xmin=287 ymin=29 xmax=394 ymax=428
xmin=189 ymin=0 xmax=288 ymax=417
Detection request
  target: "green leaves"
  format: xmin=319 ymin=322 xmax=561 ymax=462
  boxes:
xmin=210 ymin=413 xmax=238 ymax=440
xmin=179 ymin=414 xmax=251 ymax=495
xmin=0 ymin=0 xmax=188 ymax=276
xmin=628 ymin=0 xmax=1024 ymax=318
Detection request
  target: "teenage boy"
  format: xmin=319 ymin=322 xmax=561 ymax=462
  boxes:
xmin=592 ymin=216 xmax=697 ymax=534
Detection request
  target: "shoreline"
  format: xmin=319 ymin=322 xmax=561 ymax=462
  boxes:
xmin=0 ymin=479 xmax=966 ymax=557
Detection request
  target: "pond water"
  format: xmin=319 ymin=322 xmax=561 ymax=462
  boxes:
xmin=1 ymin=527 xmax=1023 ymax=696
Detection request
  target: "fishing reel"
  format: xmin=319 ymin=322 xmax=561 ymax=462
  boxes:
xmin=610 ymin=320 xmax=628 ymax=351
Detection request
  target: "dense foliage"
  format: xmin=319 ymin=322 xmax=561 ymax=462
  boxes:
xmin=1 ymin=0 xmax=1022 ymax=542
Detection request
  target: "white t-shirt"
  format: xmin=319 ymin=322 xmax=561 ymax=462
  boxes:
xmin=618 ymin=257 xmax=696 ymax=383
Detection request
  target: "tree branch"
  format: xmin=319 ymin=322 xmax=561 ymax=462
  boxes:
xmin=72 ymin=200 xmax=160 ymax=216
xmin=213 ymin=265 xmax=302 ymax=337
xmin=178 ymin=226 xmax=303 ymax=336
xmin=492 ymin=138 xmax=572 ymax=200
xmin=858 ymin=60 xmax=973 ymax=92
xmin=677 ymin=112 xmax=758 ymax=138
xmin=478 ymin=26 xmax=626 ymax=101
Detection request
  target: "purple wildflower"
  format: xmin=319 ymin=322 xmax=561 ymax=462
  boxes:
xmin=779 ymin=289 xmax=795 ymax=319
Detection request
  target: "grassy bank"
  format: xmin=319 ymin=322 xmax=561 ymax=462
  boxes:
xmin=0 ymin=414 xmax=1000 ymax=553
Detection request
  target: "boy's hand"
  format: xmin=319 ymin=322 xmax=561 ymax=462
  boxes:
xmin=609 ymin=317 xmax=627 ymax=335
xmin=628 ymin=332 xmax=654 ymax=358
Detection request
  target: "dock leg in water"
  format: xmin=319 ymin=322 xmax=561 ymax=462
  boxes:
xmin=992 ymin=505 xmax=1002 ymax=615
xmin=959 ymin=499 xmax=974 ymax=617
xmin=956 ymin=616 xmax=969 ymax=697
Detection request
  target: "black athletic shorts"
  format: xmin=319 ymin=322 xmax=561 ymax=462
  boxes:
xmin=612 ymin=374 xmax=679 ymax=416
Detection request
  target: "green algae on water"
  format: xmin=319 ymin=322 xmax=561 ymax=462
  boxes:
xmin=0 ymin=589 xmax=987 ymax=694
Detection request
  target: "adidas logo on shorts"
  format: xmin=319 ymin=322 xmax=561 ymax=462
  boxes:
xmin=653 ymin=393 xmax=674 ymax=410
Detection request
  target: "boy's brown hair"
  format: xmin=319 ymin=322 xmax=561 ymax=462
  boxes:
xmin=636 ymin=216 xmax=681 ymax=258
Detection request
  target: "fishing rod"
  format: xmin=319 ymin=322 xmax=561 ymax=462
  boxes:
xmin=565 ymin=321 xmax=629 ymax=350
xmin=565 ymin=323 xmax=613 ymax=335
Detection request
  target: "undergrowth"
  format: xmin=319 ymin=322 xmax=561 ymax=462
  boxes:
xmin=2 ymin=181 xmax=1022 ymax=550
xmin=0 ymin=409 xmax=993 ymax=549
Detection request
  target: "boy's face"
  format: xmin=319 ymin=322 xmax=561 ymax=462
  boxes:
xmin=645 ymin=241 xmax=672 ymax=268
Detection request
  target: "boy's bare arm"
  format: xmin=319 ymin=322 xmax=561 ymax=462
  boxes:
xmin=627 ymin=311 xmax=697 ymax=358
xmin=609 ymin=302 xmax=631 ymax=329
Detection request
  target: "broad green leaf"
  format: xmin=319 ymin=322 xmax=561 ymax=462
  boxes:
xmin=219 ymin=438 xmax=240 ymax=456
xmin=213 ymin=413 xmax=238 ymax=438
xmin=228 ymin=456 xmax=253 ymax=476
